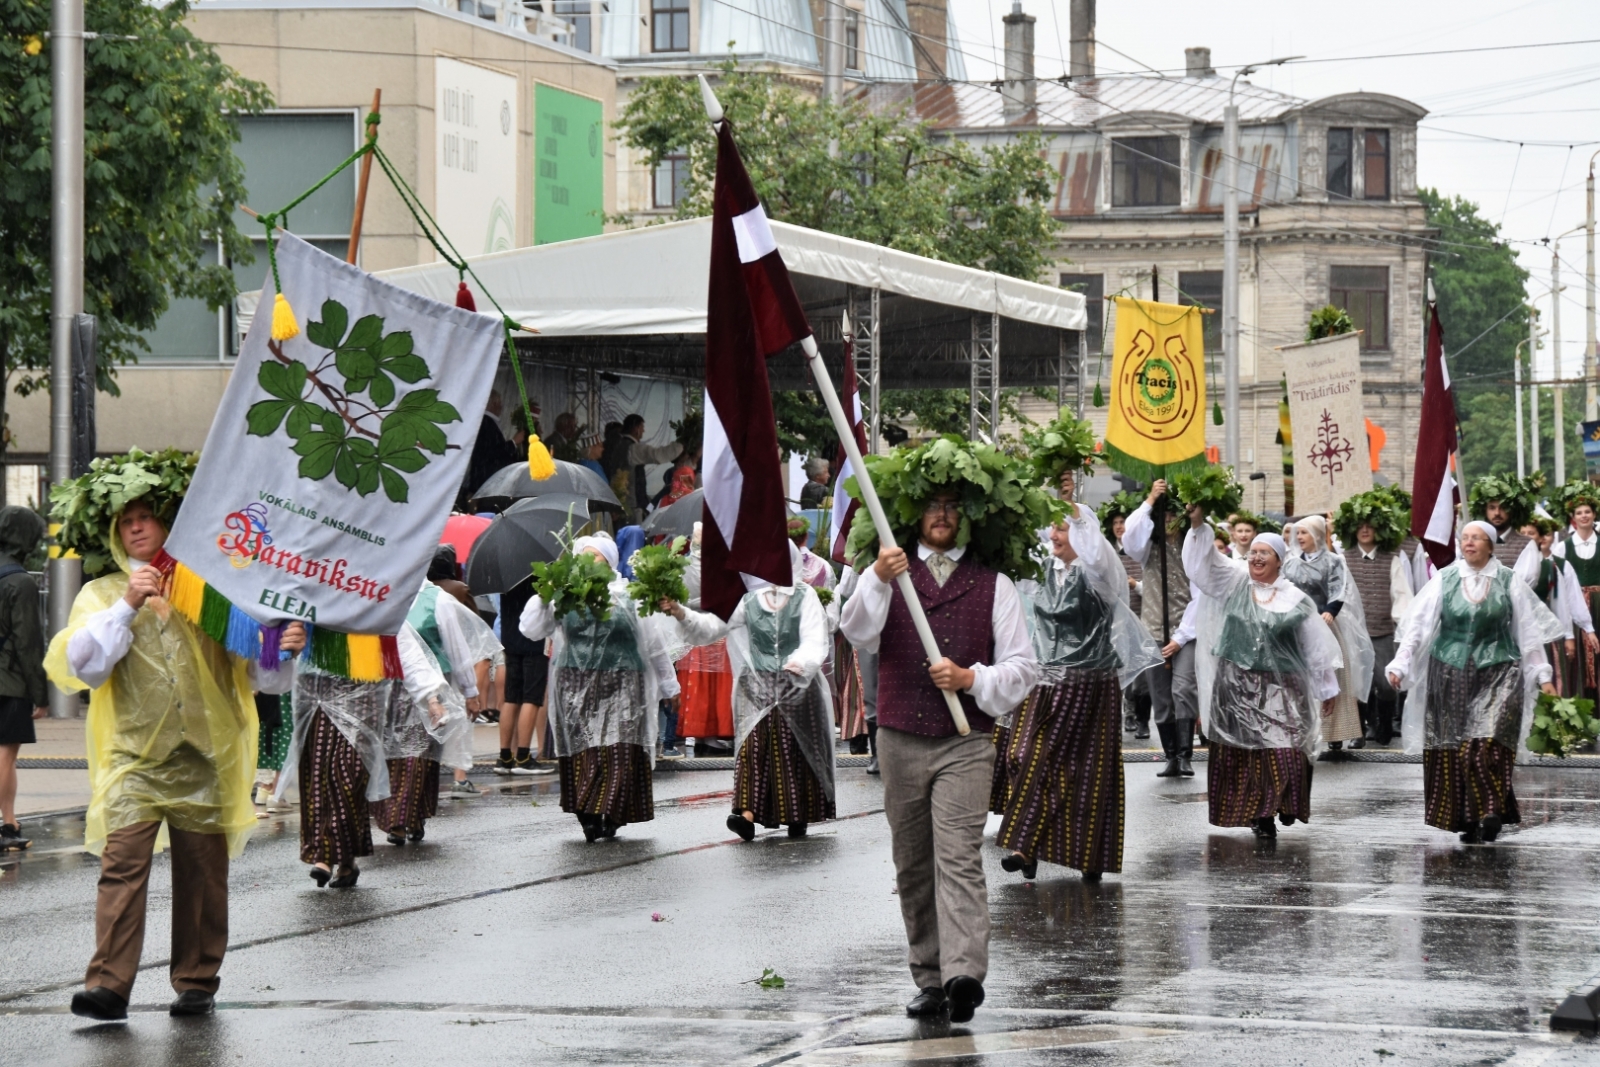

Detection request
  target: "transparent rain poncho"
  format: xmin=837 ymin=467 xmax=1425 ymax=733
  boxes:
xmin=1282 ymin=525 xmax=1376 ymax=739
xmin=1184 ymin=527 xmax=1343 ymax=757
xmin=45 ymin=549 xmax=282 ymax=859
xmin=522 ymin=577 xmax=679 ymax=757
xmin=275 ymin=623 xmax=467 ymax=804
xmin=727 ymin=584 xmax=835 ymax=802
xmin=680 ymin=538 xmax=730 ymax=673
xmin=1025 ymin=504 xmax=1164 ymax=691
xmin=420 ymin=587 xmax=498 ymax=770
xmin=1388 ymin=558 xmax=1565 ymax=758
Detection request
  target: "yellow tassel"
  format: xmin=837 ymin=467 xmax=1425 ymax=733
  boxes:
xmin=270 ymin=292 xmax=300 ymax=341
xmin=346 ymin=634 xmax=385 ymax=681
xmin=527 ymin=435 xmax=556 ymax=481
xmin=168 ymin=563 xmax=206 ymax=622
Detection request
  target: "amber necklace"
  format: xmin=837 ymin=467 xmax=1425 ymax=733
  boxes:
xmin=1250 ymin=582 xmax=1279 ymax=606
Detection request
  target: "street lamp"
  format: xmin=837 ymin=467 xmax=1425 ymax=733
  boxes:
xmin=1223 ymin=55 xmax=1301 ymax=473
xmin=1554 ymin=223 xmax=1587 ymax=484
xmin=1586 ymin=148 xmax=1598 ymax=420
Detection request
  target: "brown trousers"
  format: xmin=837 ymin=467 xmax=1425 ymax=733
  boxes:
xmin=85 ymin=820 xmax=229 ymax=999
xmin=878 ymin=727 xmax=995 ymax=990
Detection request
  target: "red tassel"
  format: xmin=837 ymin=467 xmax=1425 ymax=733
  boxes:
xmin=455 ymin=281 xmax=477 ymax=311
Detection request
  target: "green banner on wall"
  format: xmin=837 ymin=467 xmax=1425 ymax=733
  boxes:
xmin=534 ymin=84 xmax=604 ymax=245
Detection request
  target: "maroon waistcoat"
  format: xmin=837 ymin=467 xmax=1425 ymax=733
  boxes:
xmin=877 ymin=554 xmax=998 ymax=738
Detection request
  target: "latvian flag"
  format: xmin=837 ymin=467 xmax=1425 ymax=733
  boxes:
xmin=700 ymin=118 xmax=814 ymax=619
xmin=1410 ymin=302 xmax=1459 ymax=570
xmin=829 ymin=327 xmax=867 ymax=563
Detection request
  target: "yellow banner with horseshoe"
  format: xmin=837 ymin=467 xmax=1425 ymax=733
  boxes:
xmin=1102 ymin=297 xmax=1208 ymax=484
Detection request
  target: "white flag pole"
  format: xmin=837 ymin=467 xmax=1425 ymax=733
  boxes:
xmin=801 ymin=335 xmax=971 ymax=735
xmin=699 ymin=75 xmax=969 ymax=736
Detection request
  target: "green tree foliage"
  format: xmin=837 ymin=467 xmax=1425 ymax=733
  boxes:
xmin=0 ymin=0 xmax=271 ymax=397
xmin=1419 ymin=189 xmax=1533 ymax=478
xmin=1456 ymin=387 xmax=1575 ymax=487
xmin=617 ymin=64 xmax=1061 ymax=452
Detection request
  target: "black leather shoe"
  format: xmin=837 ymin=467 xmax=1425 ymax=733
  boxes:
xmin=1251 ymin=817 xmax=1277 ymax=839
xmin=308 ymin=865 xmax=331 ymax=888
xmin=906 ymin=986 xmax=948 ymax=1017
xmin=1134 ymin=724 xmax=1150 ymax=739
xmin=386 ymin=829 xmax=405 ymax=847
xmin=1480 ymin=815 xmax=1502 ymax=842
xmin=328 ymin=864 xmax=360 ymax=889
xmin=727 ymin=813 xmax=756 ymax=842
xmin=787 ymin=823 xmax=807 ymax=839
xmin=170 ymin=989 xmax=215 ymax=1017
xmin=1176 ymin=756 xmax=1194 ymax=777
xmin=1349 ymin=737 xmax=1366 ymax=750
xmin=1459 ymin=822 xmax=1483 ymax=844
xmin=1156 ymin=758 xmax=1181 ymax=778
xmin=1082 ymin=870 xmax=1103 ymax=883
xmin=944 ymin=975 xmax=985 ymax=1023
xmin=71 ymin=986 xmax=128 ymax=1021
xmin=581 ymin=814 xmax=601 ymax=843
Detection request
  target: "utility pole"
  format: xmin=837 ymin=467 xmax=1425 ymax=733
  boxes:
xmin=1586 ymin=150 xmax=1597 ymax=420
xmin=822 ymin=0 xmax=844 ymax=107
xmin=1531 ymin=307 xmax=1542 ymax=474
xmin=1514 ymin=337 xmax=1528 ymax=478
xmin=48 ymin=0 xmax=84 ymax=718
xmin=1555 ymin=224 xmax=1587 ymax=484
xmin=1223 ymin=55 xmax=1298 ymax=470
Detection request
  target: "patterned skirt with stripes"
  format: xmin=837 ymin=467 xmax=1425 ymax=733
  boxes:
xmin=988 ymin=724 xmax=1012 ymax=815
xmin=558 ymin=743 xmax=654 ymax=825
xmin=298 ymin=709 xmax=374 ymax=867
xmin=1421 ymin=656 xmax=1523 ymax=832
xmin=834 ymin=639 xmax=869 ymax=741
xmin=994 ymin=670 xmax=1124 ymax=874
xmin=371 ymin=757 xmax=440 ymax=834
xmin=732 ymin=710 xmax=836 ymax=828
xmin=1207 ymin=742 xmax=1313 ymax=827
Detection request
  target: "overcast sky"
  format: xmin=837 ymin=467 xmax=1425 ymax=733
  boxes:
xmin=947 ymin=0 xmax=1600 ymax=383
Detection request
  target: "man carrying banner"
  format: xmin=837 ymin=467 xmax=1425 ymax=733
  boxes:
xmin=46 ymin=452 xmax=306 ymax=1021
xmin=1121 ymin=481 xmax=1200 ymax=777
xmin=839 ymin=447 xmax=1041 ymax=1024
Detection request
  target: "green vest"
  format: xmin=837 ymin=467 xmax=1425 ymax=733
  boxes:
xmin=1566 ymin=539 xmax=1600 ymax=588
xmin=742 ymin=591 xmax=802 ymax=672
xmin=1430 ymin=566 xmax=1519 ymax=670
xmin=557 ymin=605 xmax=645 ymax=673
xmin=1214 ymin=582 xmax=1314 ymax=673
xmin=1031 ymin=562 xmax=1119 ymax=670
xmin=406 ymin=584 xmax=451 ymax=675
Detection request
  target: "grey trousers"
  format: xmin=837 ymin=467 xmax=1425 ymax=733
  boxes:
xmin=878 ymin=727 xmax=995 ymax=990
xmin=859 ymin=648 xmax=879 ymax=724
xmin=1146 ymin=642 xmax=1198 ymax=724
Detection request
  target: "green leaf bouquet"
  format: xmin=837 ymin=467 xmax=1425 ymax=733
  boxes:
xmin=1171 ymin=466 xmax=1243 ymax=523
xmin=531 ymin=551 xmax=616 ymax=622
xmin=1023 ymin=413 xmax=1098 ymax=487
xmin=627 ymin=537 xmax=691 ymax=616
xmin=1526 ymin=693 xmax=1599 ymax=758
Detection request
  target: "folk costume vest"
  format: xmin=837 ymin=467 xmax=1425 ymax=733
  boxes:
xmin=877 ymin=554 xmax=997 ymax=737
xmin=406 ymin=584 xmax=451 ymax=675
xmin=1431 ymin=567 xmax=1519 ymax=670
xmin=1345 ymin=547 xmax=1397 ymax=638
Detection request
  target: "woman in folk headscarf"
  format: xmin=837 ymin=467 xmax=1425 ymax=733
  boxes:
xmin=1182 ymin=505 xmax=1344 ymax=839
xmin=723 ymin=543 xmax=836 ymax=841
xmin=519 ymin=533 xmax=696 ymax=841
xmin=1387 ymin=521 xmax=1566 ymax=843
xmin=992 ymin=472 xmax=1162 ymax=881
xmin=1282 ymin=514 xmax=1374 ymax=756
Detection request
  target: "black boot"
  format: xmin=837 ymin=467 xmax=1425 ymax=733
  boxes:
xmin=866 ymin=719 xmax=879 ymax=776
xmin=1135 ymin=694 xmax=1152 ymax=739
xmin=1155 ymin=721 xmax=1181 ymax=777
xmin=1176 ymin=719 xmax=1195 ymax=777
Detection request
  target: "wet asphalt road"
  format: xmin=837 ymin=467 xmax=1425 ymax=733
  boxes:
xmin=3 ymin=758 xmax=1600 ymax=1066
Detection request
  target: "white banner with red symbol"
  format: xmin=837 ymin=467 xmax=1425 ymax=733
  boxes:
xmin=163 ymin=234 xmax=504 ymax=639
xmin=1280 ymin=332 xmax=1372 ymax=515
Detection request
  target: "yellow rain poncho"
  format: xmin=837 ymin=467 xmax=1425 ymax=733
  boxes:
xmin=45 ymin=529 xmax=265 ymax=858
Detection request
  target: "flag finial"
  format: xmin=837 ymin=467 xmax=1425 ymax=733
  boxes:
xmin=698 ymin=74 xmax=724 ymax=123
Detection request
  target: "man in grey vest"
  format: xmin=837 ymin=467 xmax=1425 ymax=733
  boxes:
xmin=1121 ymin=480 xmax=1200 ymax=777
xmin=1344 ymin=522 xmax=1413 ymax=745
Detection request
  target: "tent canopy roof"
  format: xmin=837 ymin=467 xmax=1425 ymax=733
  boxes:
xmin=372 ymin=217 xmax=1086 ymax=390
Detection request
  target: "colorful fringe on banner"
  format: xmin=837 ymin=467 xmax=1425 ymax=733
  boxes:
xmin=149 ymin=550 xmax=402 ymax=681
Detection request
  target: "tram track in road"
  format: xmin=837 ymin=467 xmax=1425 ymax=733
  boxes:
xmin=0 ymin=800 xmax=889 ymax=1005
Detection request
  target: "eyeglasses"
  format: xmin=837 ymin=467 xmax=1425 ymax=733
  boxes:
xmin=922 ymin=500 xmax=961 ymax=517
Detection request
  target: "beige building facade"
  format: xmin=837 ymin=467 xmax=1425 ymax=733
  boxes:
xmin=8 ymin=0 xmax=618 ymax=495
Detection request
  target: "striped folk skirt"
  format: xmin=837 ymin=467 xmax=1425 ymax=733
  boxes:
xmin=559 ymin=743 xmax=654 ymax=825
xmin=1423 ymin=742 xmax=1520 ymax=833
xmin=298 ymin=710 xmax=373 ymax=867
xmin=994 ymin=670 xmax=1124 ymax=874
xmin=1207 ymin=742 xmax=1313 ymax=828
xmin=834 ymin=639 xmax=869 ymax=741
xmin=988 ymin=724 xmax=1012 ymax=815
xmin=371 ymin=757 xmax=440 ymax=834
xmin=732 ymin=712 xmax=835 ymax=828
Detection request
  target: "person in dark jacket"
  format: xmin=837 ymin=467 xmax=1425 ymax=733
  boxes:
xmin=459 ymin=391 xmax=520 ymax=508
xmin=0 ymin=506 xmax=48 ymax=851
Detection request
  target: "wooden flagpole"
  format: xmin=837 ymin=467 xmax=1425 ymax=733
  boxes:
xmin=346 ymin=89 xmax=381 ymax=264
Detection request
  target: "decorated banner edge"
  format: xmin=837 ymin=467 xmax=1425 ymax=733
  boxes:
xmin=1099 ymin=441 xmax=1209 ymax=487
xmin=151 ymin=549 xmax=402 ymax=681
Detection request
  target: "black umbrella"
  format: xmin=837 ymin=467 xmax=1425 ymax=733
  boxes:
xmin=470 ymin=459 xmax=621 ymax=513
xmin=464 ymin=494 xmax=598 ymax=595
xmin=641 ymin=488 xmax=703 ymax=539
